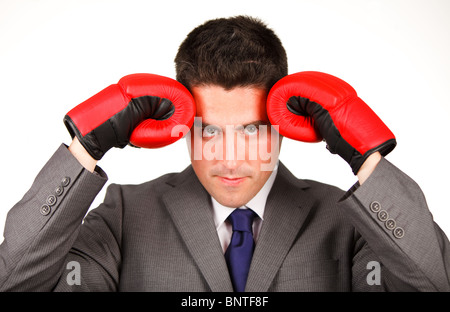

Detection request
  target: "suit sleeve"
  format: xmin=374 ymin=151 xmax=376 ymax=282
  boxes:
xmin=0 ymin=144 xmax=108 ymax=291
xmin=53 ymin=183 xmax=125 ymax=291
xmin=338 ymin=157 xmax=450 ymax=291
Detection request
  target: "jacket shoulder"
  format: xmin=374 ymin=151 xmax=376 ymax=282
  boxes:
xmin=277 ymin=162 xmax=346 ymax=200
xmin=110 ymin=165 xmax=195 ymax=198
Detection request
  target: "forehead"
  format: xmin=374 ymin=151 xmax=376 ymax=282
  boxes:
xmin=191 ymin=85 xmax=268 ymax=126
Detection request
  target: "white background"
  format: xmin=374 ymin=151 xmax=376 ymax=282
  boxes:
xmin=1 ymin=0 xmax=449 ymax=240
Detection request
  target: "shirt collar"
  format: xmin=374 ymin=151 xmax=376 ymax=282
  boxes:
xmin=211 ymin=162 xmax=278 ymax=230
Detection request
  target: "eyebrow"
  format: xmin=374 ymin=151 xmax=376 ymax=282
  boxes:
xmin=195 ymin=120 xmax=271 ymax=128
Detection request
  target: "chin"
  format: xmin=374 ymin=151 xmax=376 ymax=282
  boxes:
xmin=215 ymin=195 xmax=248 ymax=209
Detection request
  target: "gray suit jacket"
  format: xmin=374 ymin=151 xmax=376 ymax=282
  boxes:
xmin=1 ymin=144 xmax=449 ymax=291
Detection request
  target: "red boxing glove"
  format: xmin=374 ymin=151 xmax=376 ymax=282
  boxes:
xmin=64 ymin=73 xmax=196 ymax=160
xmin=267 ymin=71 xmax=396 ymax=174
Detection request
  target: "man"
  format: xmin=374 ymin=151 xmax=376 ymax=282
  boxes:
xmin=0 ymin=16 xmax=449 ymax=292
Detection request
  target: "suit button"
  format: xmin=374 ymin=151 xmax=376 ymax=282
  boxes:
xmin=370 ymin=201 xmax=381 ymax=213
xmin=385 ymin=219 xmax=396 ymax=230
xmin=40 ymin=204 xmax=51 ymax=216
xmin=378 ymin=210 xmax=389 ymax=222
xmin=55 ymin=186 xmax=64 ymax=196
xmin=62 ymin=177 xmax=71 ymax=187
xmin=46 ymin=195 xmax=57 ymax=206
xmin=393 ymin=227 xmax=405 ymax=239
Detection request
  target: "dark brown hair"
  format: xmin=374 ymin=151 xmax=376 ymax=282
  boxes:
xmin=175 ymin=15 xmax=288 ymax=91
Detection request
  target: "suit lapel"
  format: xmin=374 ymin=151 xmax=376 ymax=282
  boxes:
xmin=246 ymin=163 xmax=315 ymax=292
xmin=162 ymin=166 xmax=234 ymax=292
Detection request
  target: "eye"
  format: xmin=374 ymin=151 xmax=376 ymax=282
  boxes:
xmin=203 ymin=125 xmax=221 ymax=137
xmin=244 ymin=124 xmax=259 ymax=136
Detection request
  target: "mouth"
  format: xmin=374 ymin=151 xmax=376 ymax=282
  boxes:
xmin=217 ymin=176 xmax=247 ymax=186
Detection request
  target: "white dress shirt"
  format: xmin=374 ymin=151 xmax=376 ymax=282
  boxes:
xmin=211 ymin=163 xmax=278 ymax=253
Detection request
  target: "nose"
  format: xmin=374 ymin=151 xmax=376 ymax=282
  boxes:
xmin=221 ymin=127 xmax=246 ymax=170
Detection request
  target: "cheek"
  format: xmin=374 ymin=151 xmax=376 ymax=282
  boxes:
xmin=247 ymin=130 xmax=280 ymax=162
xmin=188 ymin=129 xmax=208 ymax=160
xmin=188 ymin=128 xmax=225 ymax=161
xmin=190 ymin=159 xmax=211 ymax=185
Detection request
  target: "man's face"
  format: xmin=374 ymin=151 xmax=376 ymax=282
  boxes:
xmin=187 ymin=85 xmax=281 ymax=208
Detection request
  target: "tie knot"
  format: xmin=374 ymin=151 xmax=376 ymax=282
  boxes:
xmin=227 ymin=208 xmax=256 ymax=233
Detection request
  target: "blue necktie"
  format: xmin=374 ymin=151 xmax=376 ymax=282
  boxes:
xmin=225 ymin=208 xmax=257 ymax=292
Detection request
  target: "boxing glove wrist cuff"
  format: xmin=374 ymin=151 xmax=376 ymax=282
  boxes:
xmin=64 ymin=95 xmax=175 ymax=160
xmin=64 ymin=115 xmax=104 ymax=160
